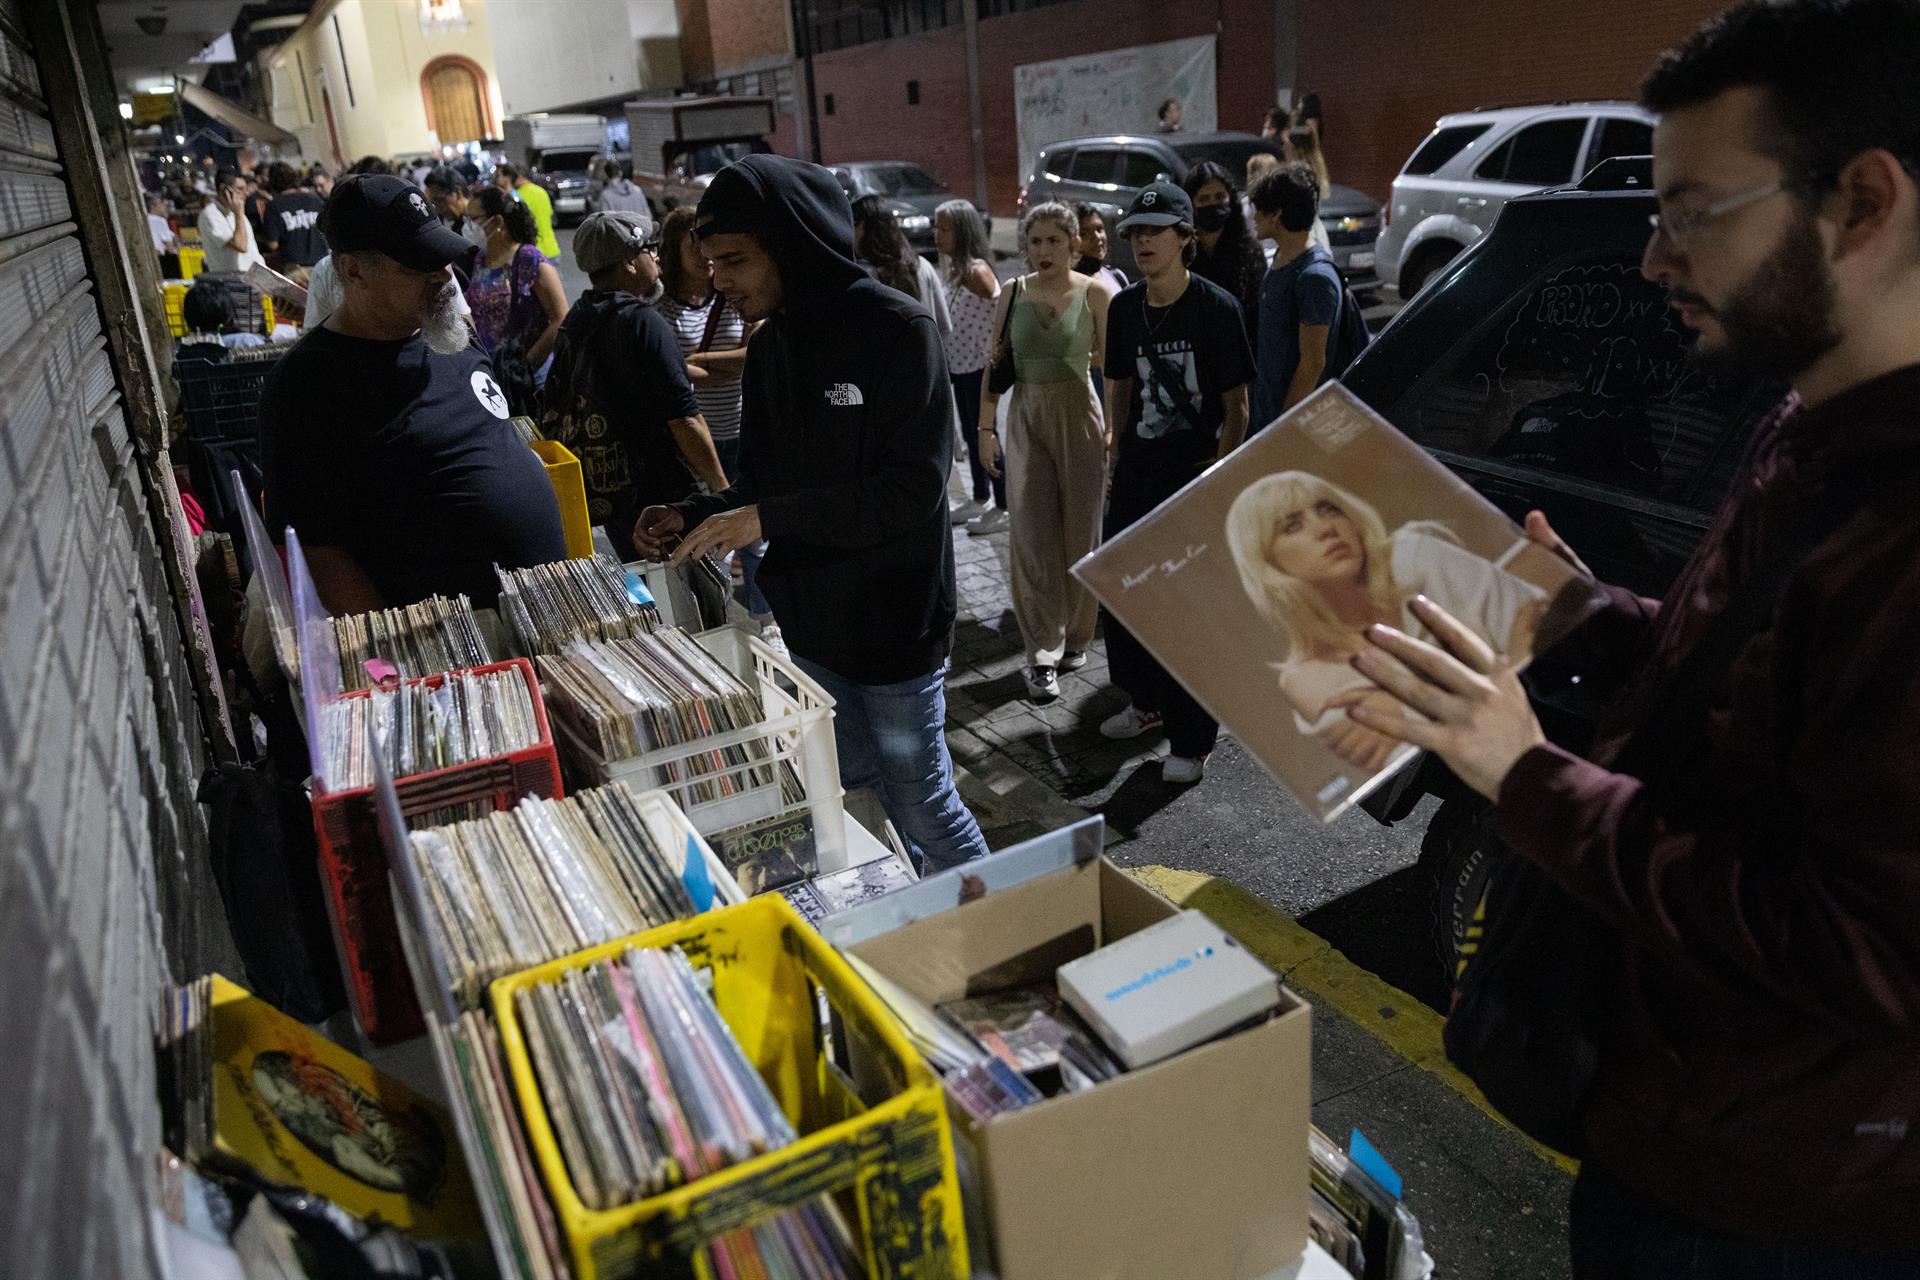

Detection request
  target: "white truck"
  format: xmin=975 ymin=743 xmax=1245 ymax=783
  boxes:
xmin=623 ymin=96 xmax=776 ymax=214
xmin=502 ymin=113 xmax=609 ymax=222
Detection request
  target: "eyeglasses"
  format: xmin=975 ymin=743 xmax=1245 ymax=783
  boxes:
xmin=1647 ymin=178 xmax=1788 ymax=254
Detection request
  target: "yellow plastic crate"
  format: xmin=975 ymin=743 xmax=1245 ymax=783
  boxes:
xmin=178 ymin=244 xmax=204 ymax=279
xmin=527 ymin=437 xmax=592 ymax=558
xmin=161 ymin=282 xmax=274 ymax=337
xmin=490 ymin=895 xmax=970 ymax=1280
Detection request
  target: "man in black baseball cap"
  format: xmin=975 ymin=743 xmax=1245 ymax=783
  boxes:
xmin=258 ymin=174 xmax=564 ymax=613
xmin=1091 ymin=177 xmax=1254 ymax=787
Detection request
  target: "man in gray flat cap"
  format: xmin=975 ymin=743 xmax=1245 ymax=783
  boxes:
xmin=541 ymin=209 xmax=726 ymax=558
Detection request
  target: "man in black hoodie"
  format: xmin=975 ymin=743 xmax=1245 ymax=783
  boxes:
xmin=633 ymin=154 xmax=988 ymax=871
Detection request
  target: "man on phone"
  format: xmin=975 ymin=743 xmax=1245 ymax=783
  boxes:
xmin=1349 ymin=2 xmax=1920 ymax=1274
xmin=630 ymin=154 xmax=988 ymax=873
xmin=197 ymin=167 xmax=265 ymax=276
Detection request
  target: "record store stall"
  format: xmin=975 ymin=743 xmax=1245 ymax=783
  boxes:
xmin=166 ymin=450 xmax=1434 ymax=1280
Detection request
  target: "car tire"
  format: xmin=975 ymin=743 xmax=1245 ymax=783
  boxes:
xmin=1400 ymin=240 xmax=1464 ymax=298
xmin=1420 ymin=795 xmax=1497 ymax=979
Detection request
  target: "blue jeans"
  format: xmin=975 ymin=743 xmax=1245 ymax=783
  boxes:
xmin=1571 ymin=1164 xmax=1920 ymax=1279
xmin=793 ymin=656 xmax=988 ymax=873
xmin=712 ymin=436 xmax=769 ymax=617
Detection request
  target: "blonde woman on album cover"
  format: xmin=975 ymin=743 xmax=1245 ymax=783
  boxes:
xmin=1226 ymin=471 xmax=1548 ymax=770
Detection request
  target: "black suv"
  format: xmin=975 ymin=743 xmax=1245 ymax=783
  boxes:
xmin=1342 ymin=157 xmax=1782 ymax=970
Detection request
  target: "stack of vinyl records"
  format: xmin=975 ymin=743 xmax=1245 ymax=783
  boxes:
xmin=539 ymin=629 xmax=801 ymax=807
xmin=512 ymin=944 xmax=860 ymax=1276
xmin=497 ymin=556 xmax=661 ymax=656
xmin=332 ymin=593 xmax=491 ymax=692
xmin=1308 ymin=1126 xmax=1427 ymax=1280
xmin=317 ymin=665 xmax=540 ymax=792
xmin=407 ymin=783 xmax=704 ymax=1008
xmin=442 ymin=1010 xmax=570 ymax=1280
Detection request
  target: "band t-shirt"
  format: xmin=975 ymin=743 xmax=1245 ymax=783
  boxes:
xmin=259 ymin=327 xmax=566 ymax=607
xmin=1103 ymin=272 xmax=1255 ymax=454
xmin=264 ymin=189 xmax=329 ymax=267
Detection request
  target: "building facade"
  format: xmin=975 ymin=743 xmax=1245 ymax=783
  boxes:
xmin=487 ymin=0 xmax=685 ymax=117
xmin=262 ymin=0 xmax=507 ymax=166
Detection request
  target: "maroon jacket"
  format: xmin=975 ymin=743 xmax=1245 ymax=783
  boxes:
xmin=1496 ymin=365 xmax=1920 ymax=1246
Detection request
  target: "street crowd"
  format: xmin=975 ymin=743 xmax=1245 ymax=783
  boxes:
xmin=193 ymin=0 xmax=1920 ymax=1274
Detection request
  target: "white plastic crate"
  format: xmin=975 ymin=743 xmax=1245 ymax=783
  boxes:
xmin=552 ymin=624 xmax=848 ymax=873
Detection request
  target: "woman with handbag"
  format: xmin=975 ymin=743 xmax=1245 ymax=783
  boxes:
xmin=465 ymin=185 xmax=568 ymax=412
xmin=978 ymin=201 xmax=1114 ymax=705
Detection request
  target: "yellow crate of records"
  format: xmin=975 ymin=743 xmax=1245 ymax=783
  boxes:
xmin=489 ymin=894 xmax=970 ymax=1280
xmin=521 ymin=425 xmax=592 ymax=558
xmin=177 ymin=243 xmax=205 ymax=278
xmin=162 ymin=282 xmax=274 ymax=338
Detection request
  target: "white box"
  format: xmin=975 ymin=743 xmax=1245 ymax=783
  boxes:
xmin=1057 ymin=908 xmax=1281 ymax=1069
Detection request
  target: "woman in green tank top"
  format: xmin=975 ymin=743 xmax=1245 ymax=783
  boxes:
xmin=978 ymin=201 xmax=1116 ymax=705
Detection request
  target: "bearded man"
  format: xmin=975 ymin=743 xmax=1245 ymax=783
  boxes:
xmin=260 ymin=175 xmax=564 ymax=612
xmin=1342 ymin=2 xmax=1920 ymax=1275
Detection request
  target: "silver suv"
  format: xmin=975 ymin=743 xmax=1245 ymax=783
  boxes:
xmin=1373 ymin=103 xmax=1654 ymax=296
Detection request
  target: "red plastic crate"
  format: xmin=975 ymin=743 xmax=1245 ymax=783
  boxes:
xmin=311 ymin=658 xmax=563 ymax=1043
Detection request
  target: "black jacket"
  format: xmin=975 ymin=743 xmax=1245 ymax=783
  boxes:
xmin=676 ymin=156 xmax=956 ymax=684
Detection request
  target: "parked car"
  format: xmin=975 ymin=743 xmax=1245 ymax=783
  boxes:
xmin=1372 ymin=102 xmax=1655 ymax=297
xmin=828 ymin=162 xmax=953 ymax=256
xmin=530 ymin=145 xmax=604 ymax=224
xmin=1342 ymin=156 xmax=1781 ymax=973
xmin=1020 ymin=131 xmax=1383 ymax=286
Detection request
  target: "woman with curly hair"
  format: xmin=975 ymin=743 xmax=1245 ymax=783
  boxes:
xmin=1183 ymin=160 xmax=1267 ymax=347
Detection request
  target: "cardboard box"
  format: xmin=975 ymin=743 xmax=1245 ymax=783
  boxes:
xmin=848 ymin=856 xmax=1310 ymax=1280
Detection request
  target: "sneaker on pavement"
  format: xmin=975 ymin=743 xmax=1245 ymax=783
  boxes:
xmin=1162 ymin=754 xmax=1208 ymax=784
xmin=1099 ymin=704 xmax=1163 ymax=740
xmin=949 ymin=498 xmax=988 ymax=526
xmin=967 ymin=507 xmax=1011 ymax=536
xmin=1059 ymin=650 xmax=1089 ymax=673
xmin=1025 ymin=665 xmax=1060 ymax=704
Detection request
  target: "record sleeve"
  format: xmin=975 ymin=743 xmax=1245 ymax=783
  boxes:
xmin=1074 ymin=383 xmax=1606 ymax=822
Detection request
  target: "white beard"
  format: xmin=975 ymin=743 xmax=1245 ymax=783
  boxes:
xmin=420 ymin=282 xmax=472 ymax=356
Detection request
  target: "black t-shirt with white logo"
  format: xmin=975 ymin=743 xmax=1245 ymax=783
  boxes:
xmin=264 ymin=189 xmax=329 ymax=267
xmin=1103 ymin=272 xmax=1254 ymax=453
xmin=259 ymin=326 xmax=565 ymax=607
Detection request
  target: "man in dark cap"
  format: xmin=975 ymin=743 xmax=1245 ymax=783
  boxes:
xmin=259 ymin=174 xmax=565 ymax=612
xmin=631 ymin=154 xmax=988 ymax=872
xmin=1091 ymin=180 xmax=1254 ymax=786
xmin=542 ymin=209 xmax=725 ymax=559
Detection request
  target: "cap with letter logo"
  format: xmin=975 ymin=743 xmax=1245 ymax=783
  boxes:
xmin=1116 ymin=180 xmax=1194 ymax=233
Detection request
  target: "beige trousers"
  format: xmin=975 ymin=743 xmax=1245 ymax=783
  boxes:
xmin=1004 ymin=376 xmax=1105 ymax=668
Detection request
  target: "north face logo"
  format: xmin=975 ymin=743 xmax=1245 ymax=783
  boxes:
xmin=825 ymin=383 xmax=864 ymax=407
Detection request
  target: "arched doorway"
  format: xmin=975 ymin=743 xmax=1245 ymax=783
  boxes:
xmin=421 ymin=56 xmax=492 ymax=145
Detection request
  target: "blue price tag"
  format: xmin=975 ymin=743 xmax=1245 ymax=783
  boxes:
xmin=681 ymin=832 xmax=715 ymax=912
xmin=1347 ymin=1129 xmax=1403 ymax=1200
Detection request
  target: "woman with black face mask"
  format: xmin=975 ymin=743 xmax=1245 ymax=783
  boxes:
xmin=1182 ymin=161 xmax=1267 ymax=348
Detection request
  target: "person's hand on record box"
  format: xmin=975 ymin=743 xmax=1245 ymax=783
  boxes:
xmin=1072 ymin=383 xmax=1607 ymax=823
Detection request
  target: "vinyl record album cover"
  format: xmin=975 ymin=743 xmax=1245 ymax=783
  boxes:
xmin=1075 ymin=384 xmax=1604 ymax=822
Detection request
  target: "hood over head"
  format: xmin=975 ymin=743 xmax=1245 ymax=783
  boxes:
xmin=695 ymin=154 xmax=867 ymax=315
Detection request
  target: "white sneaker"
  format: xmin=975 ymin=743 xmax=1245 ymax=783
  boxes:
xmin=1162 ymin=754 xmax=1208 ymax=784
xmin=949 ymin=498 xmax=988 ymax=526
xmin=758 ymin=621 xmax=788 ymax=658
xmin=1099 ymin=704 xmax=1163 ymax=740
xmin=1059 ymin=650 xmax=1089 ymax=673
xmin=967 ymin=508 xmax=1011 ymax=536
xmin=1025 ymin=665 xmax=1060 ymax=704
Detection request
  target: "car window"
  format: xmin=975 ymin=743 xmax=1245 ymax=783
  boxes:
xmin=1069 ymin=148 xmax=1123 ymax=184
xmin=1399 ymin=254 xmax=1774 ymax=509
xmin=1040 ymin=147 xmax=1073 ymax=180
xmin=1402 ymin=124 xmax=1493 ymax=177
xmin=1585 ymin=117 xmax=1655 ymax=174
xmin=1120 ymin=149 xmax=1168 ymax=188
xmin=872 ymin=166 xmax=943 ymax=196
xmin=1170 ymin=139 xmax=1278 ymax=183
xmin=833 ymin=170 xmax=858 ymax=196
xmin=1475 ymin=118 xmax=1588 ymax=186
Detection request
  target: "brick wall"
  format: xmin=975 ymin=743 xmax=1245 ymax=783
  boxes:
xmin=1295 ymin=0 xmax=1725 ymax=201
xmin=811 ymin=0 xmax=1276 ymax=214
xmin=706 ymin=0 xmax=796 ymax=80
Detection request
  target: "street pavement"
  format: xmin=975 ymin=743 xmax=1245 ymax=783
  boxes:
xmin=548 ymin=220 xmax=1569 ymax=1278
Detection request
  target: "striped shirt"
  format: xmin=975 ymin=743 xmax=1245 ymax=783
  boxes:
xmin=656 ymin=291 xmax=748 ymax=441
